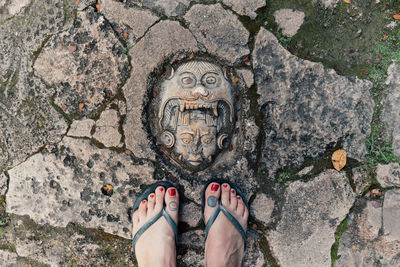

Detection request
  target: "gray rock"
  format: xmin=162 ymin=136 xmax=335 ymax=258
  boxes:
xmin=0 ymin=0 xmax=31 ymax=21
xmin=101 ymin=0 xmax=159 ymax=40
xmin=68 ymin=119 xmax=95 ymax=138
xmin=313 ymin=0 xmax=340 ymax=9
xmin=383 ymin=189 xmax=400 ymax=241
xmin=352 ymin=166 xmax=371 ymax=195
xmin=253 ymin=28 xmax=374 ymax=177
xmin=335 ymin=195 xmax=400 ymax=267
xmin=93 ymin=109 xmax=122 ymax=147
xmin=251 ymin=193 xmax=274 ymax=225
xmin=0 ymin=0 xmax=73 ymax=170
xmin=0 ymin=249 xmax=18 ymax=266
xmin=179 ymin=201 xmax=201 ymax=228
xmin=267 ymin=169 xmax=355 ymax=267
xmin=123 ymin=20 xmax=198 ymax=160
xmin=297 ymin=165 xmax=313 ymax=176
xmin=6 ymin=137 xmax=155 ymax=239
xmin=221 ymin=0 xmax=266 ymax=19
xmin=184 ymin=4 xmax=250 ymax=64
xmin=237 ymin=68 xmax=254 ymax=88
xmin=376 ymin=163 xmax=400 ymax=188
xmin=140 ymin=0 xmax=195 ymax=17
xmin=273 ymin=9 xmax=305 ymax=37
xmin=382 ymin=64 xmax=400 ymax=158
xmin=34 ymin=9 xmax=129 ymax=116
xmin=0 ymin=172 xmax=7 ymax=195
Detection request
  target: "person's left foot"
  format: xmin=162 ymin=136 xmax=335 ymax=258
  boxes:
xmin=132 ymin=186 xmax=179 ymax=267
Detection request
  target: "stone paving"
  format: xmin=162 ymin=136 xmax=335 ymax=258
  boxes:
xmin=0 ymin=0 xmax=399 ymax=266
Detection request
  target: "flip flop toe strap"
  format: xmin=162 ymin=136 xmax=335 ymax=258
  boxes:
xmin=132 ymin=209 xmax=178 ymax=255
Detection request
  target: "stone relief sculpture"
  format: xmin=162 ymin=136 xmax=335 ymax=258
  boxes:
xmin=152 ymin=60 xmax=235 ymax=170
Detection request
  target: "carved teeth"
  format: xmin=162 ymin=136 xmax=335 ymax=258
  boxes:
xmin=180 ymin=104 xmax=185 ymax=112
xmin=213 ymin=106 xmax=218 ymax=116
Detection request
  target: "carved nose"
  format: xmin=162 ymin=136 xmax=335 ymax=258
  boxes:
xmin=193 ymin=86 xmax=209 ymax=97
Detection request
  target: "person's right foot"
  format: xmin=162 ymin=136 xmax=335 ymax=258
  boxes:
xmin=204 ymin=182 xmax=249 ymax=267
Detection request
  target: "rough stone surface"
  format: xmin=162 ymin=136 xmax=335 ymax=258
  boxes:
xmin=6 ymin=137 xmax=155 ymax=239
xmin=376 ymin=163 xmax=400 ymax=188
xmin=313 ymin=0 xmax=340 ymax=9
xmin=251 ymin=193 xmax=274 ymax=226
xmin=93 ymin=109 xmax=122 ymax=147
xmin=0 ymin=0 xmax=72 ymax=170
xmin=34 ymin=9 xmax=129 ymax=116
xmin=222 ymin=0 xmax=265 ymax=19
xmin=179 ymin=201 xmax=201 ymax=228
xmin=273 ymin=9 xmax=305 ymax=37
xmin=123 ymin=20 xmax=198 ymax=159
xmin=335 ymin=194 xmax=400 ymax=267
xmin=382 ymin=63 xmax=400 ymax=159
xmin=0 ymin=249 xmax=18 ymax=266
xmin=0 ymin=172 xmax=7 ymax=195
xmin=0 ymin=0 xmax=31 ymax=21
xmin=253 ymin=28 xmax=374 ymax=177
xmin=101 ymin=0 xmax=158 ymax=40
xmin=138 ymin=0 xmax=197 ymax=17
xmin=352 ymin=166 xmax=371 ymax=195
xmin=383 ymin=189 xmax=400 ymax=241
xmin=297 ymin=165 xmax=313 ymax=176
xmin=68 ymin=119 xmax=95 ymax=138
xmin=184 ymin=4 xmax=250 ymax=64
xmin=237 ymin=68 xmax=254 ymax=88
xmin=267 ymin=170 xmax=355 ymax=267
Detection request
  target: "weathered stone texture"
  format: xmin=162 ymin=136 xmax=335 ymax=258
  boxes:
xmin=34 ymin=9 xmax=129 ymax=116
xmin=179 ymin=201 xmax=201 ymax=228
xmin=222 ymin=0 xmax=265 ymax=19
xmin=0 ymin=249 xmax=18 ymax=266
xmin=138 ymin=0 xmax=197 ymax=17
xmin=237 ymin=68 xmax=254 ymax=88
xmin=267 ymin=170 xmax=355 ymax=267
xmin=313 ymin=0 xmax=340 ymax=9
xmin=68 ymin=119 xmax=95 ymax=138
xmin=352 ymin=166 xmax=371 ymax=195
xmin=184 ymin=4 xmax=250 ymax=64
xmin=101 ymin=0 xmax=158 ymax=40
xmin=253 ymin=28 xmax=374 ymax=177
xmin=123 ymin=20 xmax=198 ymax=159
xmin=382 ymin=63 xmax=400 ymax=159
xmin=251 ymin=193 xmax=274 ymax=225
xmin=376 ymin=162 xmax=400 ymax=188
xmin=0 ymin=172 xmax=7 ymax=195
xmin=6 ymin=137 xmax=155 ymax=239
xmin=273 ymin=9 xmax=305 ymax=37
xmin=93 ymin=109 xmax=122 ymax=147
xmin=0 ymin=0 xmax=31 ymax=21
xmin=335 ymin=193 xmax=400 ymax=267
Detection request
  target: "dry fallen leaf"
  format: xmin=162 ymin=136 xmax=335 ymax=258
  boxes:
xmin=332 ymin=149 xmax=347 ymax=171
xmin=78 ymin=102 xmax=85 ymax=110
xmin=370 ymin=188 xmax=383 ymax=198
xmin=393 ymin=14 xmax=400 ymax=20
xmin=233 ymin=77 xmax=239 ymax=83
xmin=382 ymin=35 xmax=387 ymax=41
xmin=123 ymin=32 xmax=129 ymax=39
xmin=189 ymin=52 xmax=195 ymax=59
xmin=343 ymin=0 xmax=350 ymax=3
xmin=243 ymin=57 xmax=251 ymax=65
xmin=101 ymin=185 xmax=113 ymax=196
xmin=96 ymin=0 xmax=102 ymax=11
xmin=362 ymin=70 xmax=370 ymax=75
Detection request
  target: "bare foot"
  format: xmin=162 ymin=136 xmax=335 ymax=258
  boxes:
xmin=132 ymin=186 xmax=179 ymax=267
xmin=204 ymin=182 xmax=249 ymax=267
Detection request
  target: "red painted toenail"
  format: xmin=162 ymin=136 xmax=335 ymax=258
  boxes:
xmin=142 ymin=200 xmax=146 ymax=204
xmin=211 ymin=184 xmax=219 ymax=191
xmin=231 ymin=189 xmax=235 ymax=194
xmin=237 ymin=196 xmax=241 ymax=200
xmin=150 ymin=194 xmax=155 ymax=198
xmin=223 ymin=184 xmax=228 ymax=188
xmin=168 ymin=188 xmax=176 ymax=196
xmin=159 ymin=187 xmax=164 ymax=192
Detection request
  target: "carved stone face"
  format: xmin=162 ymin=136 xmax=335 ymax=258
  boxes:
xmin=155 ymin=60 xmax=234 ymax=170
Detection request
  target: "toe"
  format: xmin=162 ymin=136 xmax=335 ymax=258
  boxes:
xmin=138 ymin=199 xmax=148 ymax=221
xmin=236 ymin=195 xmax=245 ymax=216
xmin=204 ymin=182 xmax=221 ymax=223
xmin=132 ymin=210 xmax=140 ymax=226
xmin=165 ymin=187 xmax=179 ymax=224
xmin=154 ymin=186 xmax=165 ymax=213
xmin=229 ymin=188 xmax=238 ymax=209
xmin=147 ymin=193 xmax=156 ymax=213
xmin=221 ymin=183 xmax=230 ymax=207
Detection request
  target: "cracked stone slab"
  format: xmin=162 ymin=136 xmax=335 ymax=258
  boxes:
xmin=273 ymin=9 xmax=305 ymax=37
xmin=253 ymin=28 xmax=374 ymax=177
xmin=101 ymin=0 xmax=158 ymax=40
xmin=68 ymin=119 xmax=95 ymax=138
xmin=0 ymin=0 xmax=31 ymax=21
xmin=382 ymin=63 xmax=400 ymax=158
xmin=34 ymin=8 xmax=129 ymax=116
xmin=335 ymin=194 xmax=400 ymax=267
xmin=222 ymin=0 xmax=265 ymax=19
xmin=251 ymin=193 xmax=274 ymax=226
xmin=237 ymin=68 xmax=254 ymax=88
xmin=184 ymin=4 xmax=250 ymax=64
xmin=383 ymin=189 xmax=400 ymax=241
xmin=92 ymin=109 xmax=122 ymax=148
xmin=139 ymin=0 xmax=198 ymax=17
xmin=0 ymin=249 xmax=18 ymax=266
xmin=6 ymin=137 xmax=155 ymax=239
xmin=267 ymin=169 xmax=355 ymax=267
xmin=0 ymin=0 xmax=73 ymax=170
xmin=123 ymin=20 xmax=198 ymax=159
xmin=376 ymin=162 xmax=400 ymax=188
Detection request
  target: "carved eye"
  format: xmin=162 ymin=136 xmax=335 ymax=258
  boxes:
xmin=182 ymin=138 xmax=193 ymax=144
xmin=180 ymin=72 xmax=196 ymax=88
xmin=202 ymin=138 xmax=212 ymax=145
xmin=202 ymin=72 xmax=220 ymax=89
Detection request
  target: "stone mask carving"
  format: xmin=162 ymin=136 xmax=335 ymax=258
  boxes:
xmin=155 ymin=60 xmax=234 ymax=170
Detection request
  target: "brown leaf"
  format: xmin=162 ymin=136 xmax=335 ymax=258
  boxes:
xmin=332 ymin=149 xmax=346 ymax=171
xmin=243 ymin=57 xmax=250 ymax=65
xmin=1 ymin=202 xmax=5 ymax=207
xmin=393 ymin=14 xmax=400 ymax=20
xmin=123 ymin=32 xmax=129 ymax=39
xmin=343 ymin=0 xmax=350 ymax=3
xmin=68 ymin=45 xmax=77 ymax=52
xmin=233 ymin=77 xmax=239 ymax=83
xmin=379 ymin=53 xmax=383 ymax=60
xmin=101 ymin=185 xmax=113 ymax=196
xmin=189 ymin=52 xmax=195 ymax=59
xmin=96 ymin=1 xmax=102 ymax=11
xmin=78 ymin=102 xmax=85 ymax=110
xmin=362 ymin=70 xmax=369 ymax=75
xmin=382 ymin=35 xmax=387 ymax=41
